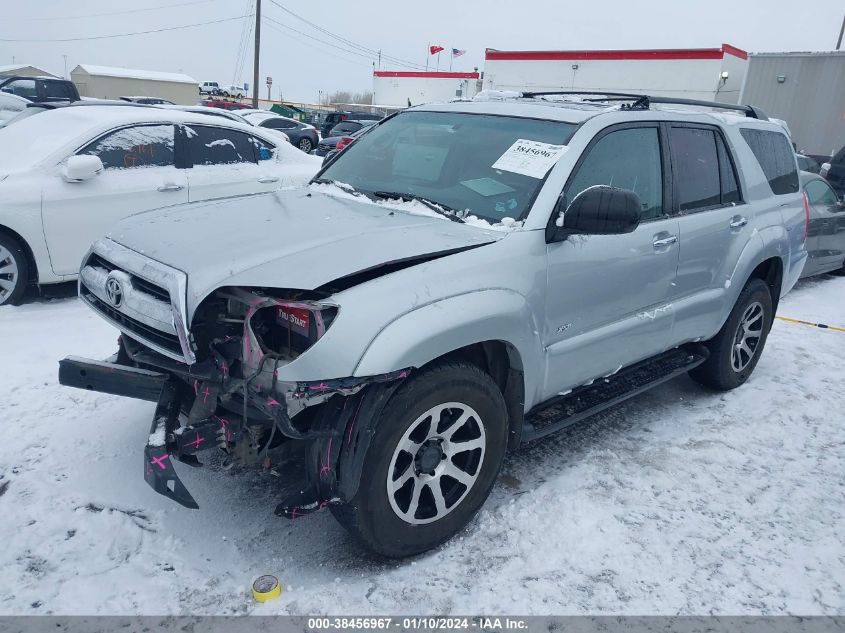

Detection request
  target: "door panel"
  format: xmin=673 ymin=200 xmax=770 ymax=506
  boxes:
xmin=805 ymin=178 xmax=845 ymax=274
xmin=41 ymin=124 xmax=187 ymax=276
xmin=184 ymin=124 xmax=278 ymax=201
xmin=543 ymin=124 xmax=678 ymax=399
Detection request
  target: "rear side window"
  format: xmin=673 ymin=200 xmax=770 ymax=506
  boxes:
xmin=262 ymin=118 xmax=297 ymax=130
xmin=43 ymin=81 xmax=74 ymax=100
xmin=716 ymin=134 xmax=741 ymax=204
xmin=567 ymin=126 xmax=664 ymax=220
xmin=80 ymin=125 xmax=175 ymax=169
xmin=186 ymin=125 xmax=257 ymax=165
xmin=670 ymin=127 xmax=721 ymax=212
xmin=739 ymin=128 xmax=799 ymax=195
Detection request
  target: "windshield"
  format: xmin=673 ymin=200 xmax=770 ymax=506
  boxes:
xmin=318 ymin=111 xmax=577 ymax=223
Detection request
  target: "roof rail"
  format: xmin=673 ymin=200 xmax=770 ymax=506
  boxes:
xmin=519 ymin=91 xmax=769 ymax=120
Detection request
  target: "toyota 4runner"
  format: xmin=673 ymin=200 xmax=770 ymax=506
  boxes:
xmin=60 ymin=92 xmax=808 ymax=557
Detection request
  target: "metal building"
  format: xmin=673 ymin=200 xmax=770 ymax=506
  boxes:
xmin=483 ymin=45 xmax=749 ymax=103
xmin=739 ymin=52 xmax=845 ymax=157
xmin=70 ymin=64 xmax=199 ymax=105
xmin=0 ymin=64 xmax=56 ymax=78
xmin=373 ymin=71 xmax=481 ymax=107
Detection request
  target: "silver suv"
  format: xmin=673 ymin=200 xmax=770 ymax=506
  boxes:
xmin=61 ymin=92 xmax=808 ymax=557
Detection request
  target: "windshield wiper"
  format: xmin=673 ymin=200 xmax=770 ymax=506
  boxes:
xmin=373 ymin=191 xmax=465 ymax=223
xmin=310 ymin=177 xmax=359 ymax=193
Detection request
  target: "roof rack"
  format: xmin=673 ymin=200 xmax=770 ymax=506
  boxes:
xmin=519 ymin=91 xmax=769 ymax=120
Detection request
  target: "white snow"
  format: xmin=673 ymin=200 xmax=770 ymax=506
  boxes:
xmin=1 ymin=275 xmax=844 ymax=615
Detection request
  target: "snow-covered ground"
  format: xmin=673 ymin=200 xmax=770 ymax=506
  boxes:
xmin=1 ymin=275 xmax=843 ymax=616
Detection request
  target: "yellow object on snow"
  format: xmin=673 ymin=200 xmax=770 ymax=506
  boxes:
xmin=252 ymin=575 xmax=282 ymax=602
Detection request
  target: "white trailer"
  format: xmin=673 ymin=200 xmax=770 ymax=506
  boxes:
xmin=483 ymin=44 xmax=749 ymax=104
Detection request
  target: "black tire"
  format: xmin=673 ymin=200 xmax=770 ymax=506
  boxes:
xmin=0 ymin=233 xmax=29 ymax=306
xmin=331 ymin=361 xmax=508 ymax=557
xmin=298 ymin=138 xmax=313 ymax=153
xmin=689 ymin=278 xmax=773 ymax=391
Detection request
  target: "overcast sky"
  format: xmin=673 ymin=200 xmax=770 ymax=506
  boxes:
xmin=1 ymin=0 xmax=842 ymax=103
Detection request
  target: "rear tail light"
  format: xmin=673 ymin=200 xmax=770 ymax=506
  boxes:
xmin=802 ymin=191 xmax=811 ymax=244
xmin=336 ymin=136 xmax=355 ymax=151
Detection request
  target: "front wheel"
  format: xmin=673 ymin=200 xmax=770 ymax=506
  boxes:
xmin=331 ymin=362 xmax=508 ymax=557
xmin=689 ymin=277 xmax=773 ymax=391
xmin=0 ymin=234 xmax=28 ymax=306
xmin=298 ymin=138 xmax=313 ymax=153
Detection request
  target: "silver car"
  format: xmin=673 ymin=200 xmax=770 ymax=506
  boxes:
xmin=61 ymin=93 xmax=807 ymax=557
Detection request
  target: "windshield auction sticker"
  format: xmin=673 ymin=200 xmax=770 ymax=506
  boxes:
xmin=492 ymin=139 xmax=569 ymax=179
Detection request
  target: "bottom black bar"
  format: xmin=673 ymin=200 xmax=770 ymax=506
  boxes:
xmin=58 ymin=355 xmax=168 ymax=402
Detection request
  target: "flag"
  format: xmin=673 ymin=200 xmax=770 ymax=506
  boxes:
xmin=452 ymin=49 xmax=466 ymax=58
xmin=430 ymin=45 xmax=444 ymax=55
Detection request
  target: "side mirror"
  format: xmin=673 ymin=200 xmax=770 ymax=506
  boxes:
xmin=63 ymin=155 xmax=104 ymax=182
xmin=549 ymin=185 xmax=641 ymax=241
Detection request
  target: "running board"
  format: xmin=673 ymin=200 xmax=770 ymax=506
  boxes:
xmin=521 ymin=346 xmax=708 ymax=443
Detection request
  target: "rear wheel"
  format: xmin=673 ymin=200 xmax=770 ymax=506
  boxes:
xmin=298 ymin=137 xmax=313 ymax=153
xmin=331 ymin=362 xmax=508 ymax=557
xmin=0 ymin=234 xmax=28 ymax=306
xmin=689 ymin=278 xmax=773 ymax=391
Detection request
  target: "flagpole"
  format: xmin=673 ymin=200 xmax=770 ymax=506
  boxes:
xmin=437 ymin=51 xmax=440 ymax=71
xmin=450 ymin=51 xmax=453 ymax=72
xmin=426 ymin=43 xmax=429 ymax=72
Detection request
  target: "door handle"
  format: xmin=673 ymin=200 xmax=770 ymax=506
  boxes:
xmin=652 ymin=235 xmax=678 ymax=248
xmin=157 ymin=184 xmax=183 ymax=192
xmin=257 ymin=176 xmax=280 ymax=183
xmin=729 ymin=216 xmax=748 ymax=229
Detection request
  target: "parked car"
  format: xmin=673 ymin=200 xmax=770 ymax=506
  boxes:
xmin=154 ymin=104 xmax=290 ymax=145
xmin=202 ymin=99 xmax=252 ymax=111
xmin=320 ymin=110 xmax=382 ymax=137
xmin=199 ymin=81 xmax=221 ymax=96
xmin=0 ymin=99 xmax=146 ymax=129
xmin=59 ymin=94 xmax=807 ymax=557
xmin=796 ymin=153 xmax=821 ymax=174
xmin=222 ymin=85 xmax=246 ymax=99
xmin=240 ymin=111 xmax=319 ymax=153
xmin=800 ymin=171 xmax=845 ymax=277
xmin=317 ymin=124 xmax=374 ymax=162
xmin=120 ymin=96 xmax=175 ymax=105
xmin=0 ymin=105 xmax=314 ymax=305
xmin=820 ymin=145 xmax=845 ymax=197
xmin=0 ymin=75 xmax=80 ymax=103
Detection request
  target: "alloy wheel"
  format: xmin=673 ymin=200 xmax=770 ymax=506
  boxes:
xmin=0 ymin=244 xmax=19 ymax=305
xmin=299 ymin=138 xmax=313 ymax=152
xmin=386 ymin=402 xmax=486 ymax=525
xmin=731 ymin=301 xmax=764 ymax=371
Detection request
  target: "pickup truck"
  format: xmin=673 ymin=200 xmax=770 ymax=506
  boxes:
xmin=0 ymin=75 xmax=80 ymax=102
xmin=60 ymin=92 xmax=807 ymax=557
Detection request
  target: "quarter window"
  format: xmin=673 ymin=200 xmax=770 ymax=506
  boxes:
xmin=566 ymin=127 xmax=664 ymax=221
xmin=80 ymin=125 xmax=175 ymax=169
xmin=739 ymin=128 xmax=799 ymax=195
xmin=186 ymin=126 xmax=257 ymax=165
xmin=805 ymin=179 xmax=839 ymax=207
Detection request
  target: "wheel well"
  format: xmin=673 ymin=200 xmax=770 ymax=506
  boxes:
xmin=747 ymin=257 xmax=783 ymax=316
xmin=0 ymin=224 xmax=38 ymax=282
xmin=423 ymin=341 xmax=526 ymax=450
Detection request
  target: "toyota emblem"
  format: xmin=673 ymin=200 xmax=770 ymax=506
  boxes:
xmin=105 ymin=276 xmax=124 ymax=307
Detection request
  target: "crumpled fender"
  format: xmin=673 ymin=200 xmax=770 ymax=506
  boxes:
xmin=352 ymin=288 xmax=542 ymax=410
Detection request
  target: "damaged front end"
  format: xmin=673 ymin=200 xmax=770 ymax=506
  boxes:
xmin=60 ymin=285 xmax=409 ymax=514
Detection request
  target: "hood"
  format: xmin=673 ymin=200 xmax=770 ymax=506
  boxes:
xmin=107 ymin=188 xmax=504 ymax=313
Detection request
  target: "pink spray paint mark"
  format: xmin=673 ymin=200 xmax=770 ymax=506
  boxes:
xmin=189 ymin=433 xmax=205 ymax=450
xmin=267 ymin=398 xmax=280 ymax=408
xmin=319 ymin=438 xmax=333 ymax=476
xmin=202 ymin=386 xmax=211 ymax=403
xmin=193 ymin=380 xmax=199 ymax=395
xmin=150 ymin=454 xmax=170 ymax=470
xmin=347 ymin=397 xmax=365 ymax=444
xmin=308 ymin=382 xmax=329 ymax=392
xmin=398 ymin=370 xmax=408 ymax=379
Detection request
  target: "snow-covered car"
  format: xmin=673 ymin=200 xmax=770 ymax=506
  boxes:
xmin=0 ymin=105 xmax=321 ymax=305
xmin=0 ymin=92 xmax=28 ymax=126
xmin=239 ymin=110 xmax=320 ymax=153
xmin=60 ymin=93 xmax=806 ymax=557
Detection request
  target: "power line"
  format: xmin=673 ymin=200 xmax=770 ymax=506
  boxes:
xmin=260 ymin=18 xmax=374 ymax=69
xmin=265 ymin=0 xmax=428 ymax=71
xmin=0 ymin=15 xmax=248 ymax=42
xmin=262 ymin=15 xmax=380 ymax=65
xmin=4 ymin=0 xmax=219 ymax=22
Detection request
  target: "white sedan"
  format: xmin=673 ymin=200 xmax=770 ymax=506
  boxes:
xmin=0 ymin=105 xmax=322 ymax=305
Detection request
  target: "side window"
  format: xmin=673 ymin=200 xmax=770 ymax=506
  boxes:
xmin=186 ymin=125 xmax=257 ymax=165
xmin=79 ymin=125 xmax=175 ymax=169
xmin=262 ymin=118 xmax=297 ymax=130
xmin=739 ymin=128 xmax=800 ymax=195
xmin=252 ymin=136 xmax=276 ymax=161
xmin=669 ymin=127 xmax=721 ymax=212
xmin=1 ymin=79 xmax=37 ymax=99
xmin=716 ymin=134 xmax=741 ymax=204
xmin=566 ymin=127 xmax=664 ymax=221
xmin=805 ymin=180 xmax=839 ymax=207
xmin=43 ymin=81 xmax=73 ymax=100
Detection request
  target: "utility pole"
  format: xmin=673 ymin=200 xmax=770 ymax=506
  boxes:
xmin=252 ymin=0 xmax=261 ymax=108
xmin=837 ymin=12 xmax=844 ymax=50
xmin=63 ymin=54 xmax=68 ymax=79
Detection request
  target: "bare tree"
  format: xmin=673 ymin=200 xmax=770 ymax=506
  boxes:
xmin=328 ymin=90 xmax=352 ymax=105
